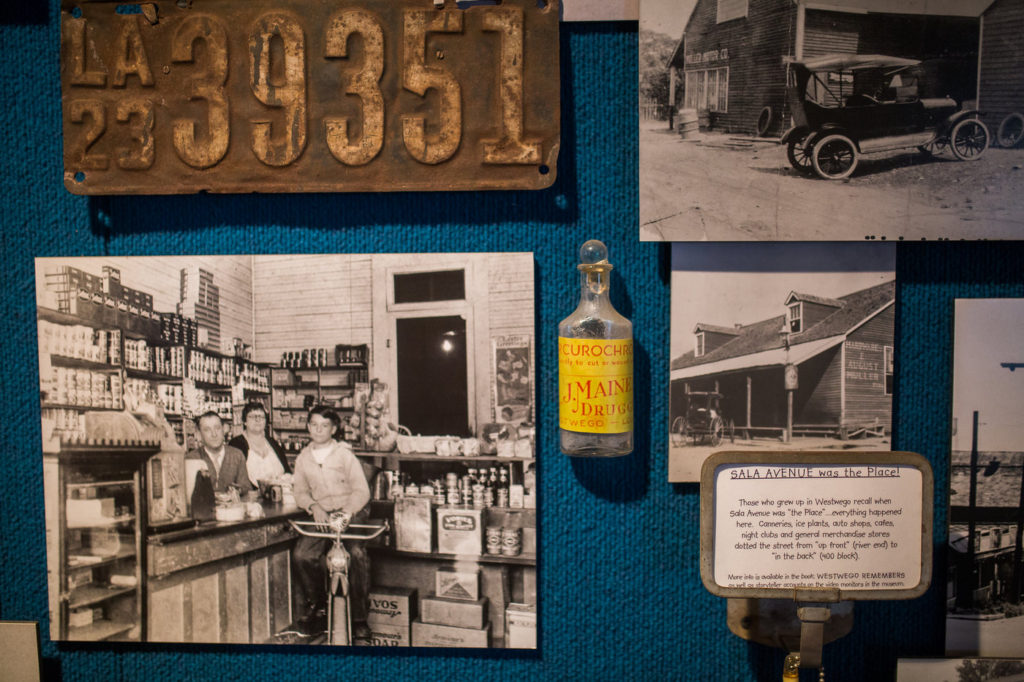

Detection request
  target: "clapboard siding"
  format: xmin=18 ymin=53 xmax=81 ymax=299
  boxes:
xmin=680 ymin=2 xmax=982 ymax=136
xmin=683 ymin=0 xmax=795 ymax=135
xmin=35 ymin=256 xmax=254 ymax=350
xmin=486 ymin=254 xmax=535 ymax=422
xmin=803 ymin=11 xmax=860 ymax=58
xmin=980 ymin=0 xmax=1024 ymax=128
xmin=252 ymin=255 xmax=373 ymax=365
xmin=794 ymin=344 xmax=841 ymax=424
xmin=843 ymin=306 xmax=894 ymax=426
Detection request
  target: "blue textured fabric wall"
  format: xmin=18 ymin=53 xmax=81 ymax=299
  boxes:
xmin=2 ymin=3 xmax=1023 ymax=680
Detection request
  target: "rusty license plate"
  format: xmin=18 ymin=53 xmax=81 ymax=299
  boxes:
xmin=60 ymin=0 xmax=560 ymax=194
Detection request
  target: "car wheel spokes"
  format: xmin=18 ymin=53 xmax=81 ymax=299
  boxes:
xmin=812 ymin=134 xmax=859 ymax=180
xmin=950 ymin=119 xmax=990 ymax=161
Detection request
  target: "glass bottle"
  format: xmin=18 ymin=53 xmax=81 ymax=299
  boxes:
xmin=558 ymin=239 xmax=633 ymax=456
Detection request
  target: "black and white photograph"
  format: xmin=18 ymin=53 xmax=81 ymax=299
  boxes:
xmin=35 ymin=253 xmax=537 ymax=648
xmin=668 ymin=243 xmax=895 ymax=482
xmin=639 ymin=0 xmax=1024 ymax=241
xmin=946 ymin=298 xmax=1024 ymax=659
xmin=563 ymin=0 xmax=637 ymax=21
xmin=898 ymin=658 xmax=1024 ymax=682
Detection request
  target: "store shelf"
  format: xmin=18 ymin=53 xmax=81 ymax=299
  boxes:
xmin=68 ymin=583 xmax=136 ymax=609
xmin=68 ymin=547 xmax=136 ymax=569
xmin=191 ymin=378 xmax=232 ymax=391
xmin=370 ymin=547 xmax=536 ymax=566
xmin=67 ymin=514 xmax=136 ymax=529
xmin=55 ymin=443 xmax=159 ymax=457
xmin=67 ymin=619 xmax=135 ymax=642
xmin=360 ymin=452 xmax=534 ymax=464
xmin=38 ymin=307 xmax=109 ymax=328
xmin=42 ymin=403 xmax=122 ymax=412
xmin=48 ymin=355 xmax=121 ymax=372
xmin=67 ymin=479 xmax=134 ymax=490
xmin=124 ymin=367 xmax=182 ymax=382
xmin=272 ymin=381 xmax=319 ymax=390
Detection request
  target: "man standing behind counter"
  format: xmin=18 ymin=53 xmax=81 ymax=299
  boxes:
xmin=187 ymin=411 xmax=253 ymax=494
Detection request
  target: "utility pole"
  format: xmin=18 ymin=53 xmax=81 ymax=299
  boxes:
xmin=958 ymin=410 xmax=980 ymax=609
xmin=1002 ymin=362 xmax=1024 ymax=603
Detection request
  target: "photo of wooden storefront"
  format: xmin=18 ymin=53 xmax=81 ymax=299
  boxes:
xmin=670 ymin=0 xmax=989 ymax=136
xmin=670 ymin=280 xmax=894 ymax=443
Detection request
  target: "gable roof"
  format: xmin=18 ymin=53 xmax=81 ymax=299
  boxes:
xmin=671 ymin=280 xmax=895 ymax=371
xmin=795 ymin=0 xmax=993 ymax=19
xmin=785 ymin=291 xmax=843 ymax=308
xmin=693 ymin=323 xmax=740 ymax=336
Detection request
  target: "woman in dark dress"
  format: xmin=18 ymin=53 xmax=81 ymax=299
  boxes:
xmin=228 ymin=402 xmax=291 ymax=486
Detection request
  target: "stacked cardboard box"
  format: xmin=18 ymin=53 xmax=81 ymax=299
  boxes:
xmin=436 ymin=507 xmax=483 ymax=556
xmin=395 ymin=497 xmax=433 ymax=553
xmin=366 ymin=586 xmax=416 ymax=647
xmin=178 ymin=266 xmax=221 ymax=351
xmin=159 ymin=313 xmax=199 ymax=347
xmin=43 ymin=266 xmax=159 ymax=335
xmin=411 ymin=567 xmax=490 ymax=648
xmin=504 ymin=603 xmax=536 ymax=649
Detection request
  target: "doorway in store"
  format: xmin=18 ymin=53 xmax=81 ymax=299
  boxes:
xmin=395 ymin=315 xmax=470 ymax=437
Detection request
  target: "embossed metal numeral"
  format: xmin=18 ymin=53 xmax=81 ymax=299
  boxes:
xmin=171 ymin=15 xmax=230 ymax=169
xmin=116 ymin=99 xmax=155 ymax=170
xmin=249 ymin=13 xmax=308 ymax=167
xmin=481 ymin=8 xmax=541 ymax=165
xmin=324 ymin=9 xmax=385 ymax=166
xmin=69 ymin=99 xmax=108 ymax=170
xmin=402 ymin=10 xmax=464 ymax=165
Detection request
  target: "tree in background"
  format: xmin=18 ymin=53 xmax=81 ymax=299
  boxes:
xmin=957 ymin=658 xmax=1024 ymax=682
xmin=639 ymin=29 xmax=682 ymax=116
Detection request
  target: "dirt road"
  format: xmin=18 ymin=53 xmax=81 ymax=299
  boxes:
xmin=667 ymin=434 xmax=891 ymax=482
xmin=639 ymin=120 xmax=1024 ymax=241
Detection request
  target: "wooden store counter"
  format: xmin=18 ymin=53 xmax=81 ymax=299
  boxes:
xmin=146 ymin=503 xmax=303 ymax=644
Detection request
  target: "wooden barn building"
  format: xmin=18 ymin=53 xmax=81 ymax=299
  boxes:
xmin=669 ymin=0 xmax=993 ymax=136
xmin=669 ymin=280 xmax=895 ymax=440
xmin=978 ymin=0 xmax=1024 ymax=136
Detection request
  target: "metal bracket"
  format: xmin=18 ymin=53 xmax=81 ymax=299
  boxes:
xmin=796 ymin=605 xmax=832 ymax=669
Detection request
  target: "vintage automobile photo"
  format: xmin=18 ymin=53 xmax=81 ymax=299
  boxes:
xmin=669 ymin=390 xmax=733 ymax=448
xmin=782 ymin=54 xmax=990 ymax=180
xmin=639 ymin=0 xmax=1024 ymax=240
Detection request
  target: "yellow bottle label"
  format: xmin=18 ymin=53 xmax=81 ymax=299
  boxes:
xmin=558 ymin=337 xmax=633 ymax=434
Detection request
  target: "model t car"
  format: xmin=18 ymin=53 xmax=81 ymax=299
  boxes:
xmin=781 ymin=54 xmax=990 ymax=180
xmin=670 ymin=391 xmax=733 ymax=447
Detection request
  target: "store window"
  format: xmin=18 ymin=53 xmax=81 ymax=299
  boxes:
xmin=393 ymin=269 xmax=465 ymax=304
xmin=684 ymin=68 xmax=728 ymax=112
xmin=884 ymin=345 xmax=894 ymax=395
xmin=717 ymin=0 xmax=748 ymax=23
xmin=788 ymin=303 xmax=802 ymax=333
xmin=695 ymin=332 xmax=705 ymax=358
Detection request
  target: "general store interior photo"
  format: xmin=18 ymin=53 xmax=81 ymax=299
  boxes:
xmin=34 ymin=254 xmax=537 ymax=648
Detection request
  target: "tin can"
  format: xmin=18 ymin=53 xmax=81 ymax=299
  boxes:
xmin=500 ymin=527 xmax=522 ymax=556
xmin=446 ymin=486 xmax=461 ymax=506
xmin=472 ymin=484 xmax=486 ymax=509
xmin=486 ymin=526 xmax=503 ymax=555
